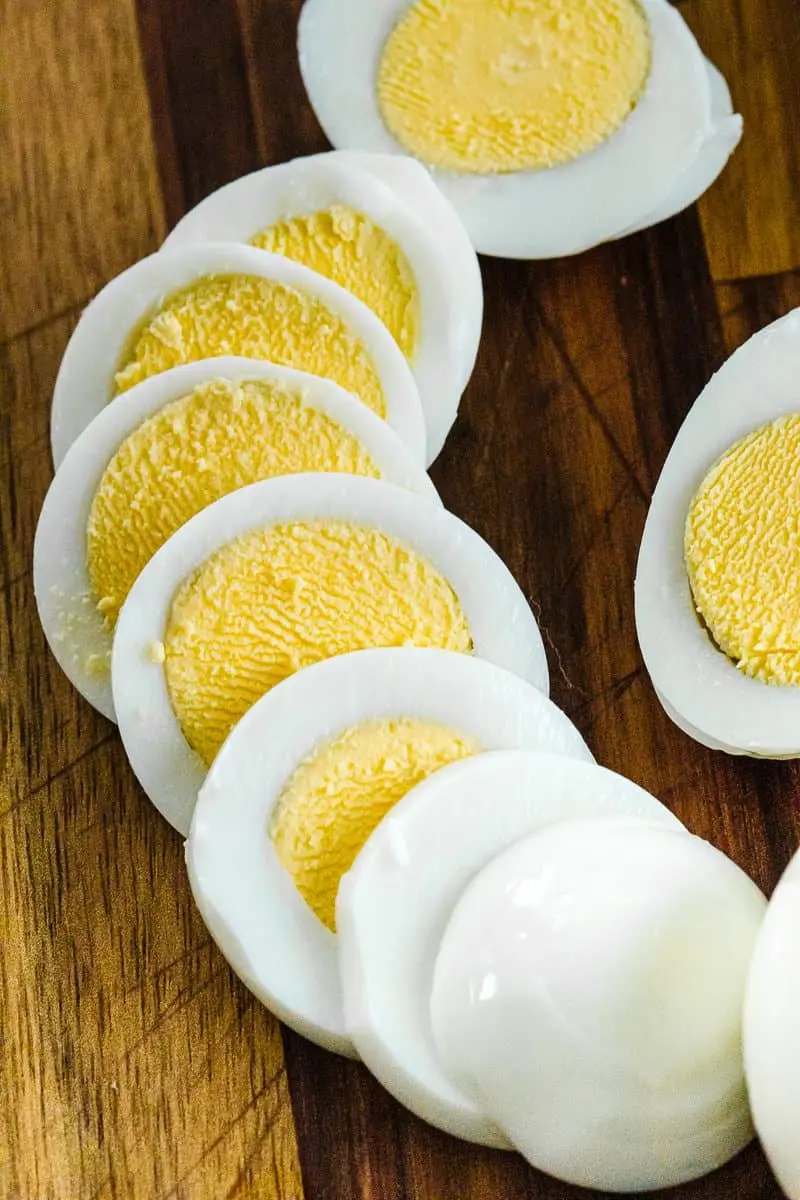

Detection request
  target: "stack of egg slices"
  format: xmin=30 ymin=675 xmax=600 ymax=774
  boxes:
xmin=33 ymin=150 xmax=798 ymax=1197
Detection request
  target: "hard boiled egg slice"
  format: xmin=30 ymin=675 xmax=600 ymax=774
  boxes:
xmin=34 ymin=358 xmax=437 ymax=721
xmin=298 ymin=0 xmax=727 ymax=258
xmin=186 ymin=648 xmax=591 ymax=1056
xmin=163 ymin=152 xmax=482 ymax=461
xmin=336 ymin=750 xmax=682 ymax=1146
xmin=112 ymin=473 xmax=547 ymax=834
xmin=744 ymin=847 xmax=800 ymax=1200
xmin=431 ymin=818 xmax=764 ymax=1190
xmin=636 ymin=308 xmax=800 ymax=757
xmin=50 ymin=243 xmax=425 ymax=468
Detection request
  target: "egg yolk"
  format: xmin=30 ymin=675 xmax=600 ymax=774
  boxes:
xmin=685 ymin=413 xmax=800 ymax=686
xmin=270 ymin=717 xmax=479 ymax=930
xmin=164 ymin=522 xmax=473 ymax=765
xmin=113 ymin=273 xmax=386 ymax=417
xmin=377 ymin=0 xmax=651 ymax=175
xmin=252 ymin=207 xmax=420 ymax=361
xmin=86 ymin=378 xmax=381 ymax=628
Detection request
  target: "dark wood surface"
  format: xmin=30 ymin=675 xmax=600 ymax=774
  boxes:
xmin=2 ymin=2 xmax=799 ymax=1196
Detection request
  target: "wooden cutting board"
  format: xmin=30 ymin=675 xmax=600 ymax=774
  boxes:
xmin=2 ymin=2 xmax=799 ymax=1196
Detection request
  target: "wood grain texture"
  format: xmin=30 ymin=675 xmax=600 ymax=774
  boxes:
xmin=2 ymin=0 xmax=799 ymax=1197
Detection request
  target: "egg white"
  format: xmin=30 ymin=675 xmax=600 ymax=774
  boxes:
xmin=298 ymin=0 xmax=718 ymax=258
xmin=336 ymin=749 xmax=683 ymax=1145
xmin=431 ymin=818 xmax=763 ymax=1190
xmin=744 ymin=847 xmax=800 ymax=1200
xmin=163 ymin=151 xmax=483 ymax=461
xmin=34 ymin=358 xmax=439 ymax=722
xmin=112 ymin=473 xmax=549 ymax=835
xmin=636 ymin=308 xmax=800 ymax=757
xmin=50 ymin=243 xmax=426 ymax=469
xmin=186 ymin=650 xmax=591 ymax=1057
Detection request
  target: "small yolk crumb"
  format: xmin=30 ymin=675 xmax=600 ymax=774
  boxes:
xmin=685 ymin=413 xmax=800 ymax=686
xmin=165 ymin=522 xmax=473 ymax=765
xmin=378 ymin=0 xmax=651 ymax=175
xmin=252 ymin=207 xmax=420 ymax=361
xmin=113 ymin=273 xmax=386 ymax=417
xmin=270 ymin=717 xmax=479 ymax=930
xmin=86 ymin=378 xmax=380 ymax=627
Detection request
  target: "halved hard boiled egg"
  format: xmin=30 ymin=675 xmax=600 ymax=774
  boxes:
xmin=336 ymin=750 xmax=682 ymax=1145
xmin=34 ymin=358 xmax=437 ymax=720
xmin=636 ymin=308 xmax=800 ymax=757
xmin=50 ymin=243 xmax=426 ymax=468
xmin=744 ymin=846 xmax=800 ymax=1200
xmin=431 ymin=818 xmax=764 ymax=1190
xmin=298 ymin=0 xmax=740 ymax=258
xmin=186 ymin=648 xmax=591 ymax=1056
xmin=112 ymin=473 xmax=548 ymax=833
xmin=163 ymin=151 xmax=483 ymax=461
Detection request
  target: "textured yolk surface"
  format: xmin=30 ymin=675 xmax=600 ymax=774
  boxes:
xmin=685 ymin=414 xmax=800 ymax=686
xmin=113 ymin=274 xmax=386 ymax=417
xmin=270 ymin=717 xmax=479 ymax=930
xmin=378 ymin=0 xmax=651 ymax=175
xmin=252 ymin=207 xmax=420 ymax=361
xmin=86 ymin=378 xmax=380 ymax=628
xmin=164 ymin=522 xmax=473 ymax=765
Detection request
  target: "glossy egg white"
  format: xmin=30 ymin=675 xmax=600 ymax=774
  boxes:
xmin=298 ymin=0 xmax=730 ymax=258
xmin=163 ymin=151 xmax=483 ymax=461
xmin=336 ymin=750 xmax=683 ymax=1145
xmin=186 ymin=649 xmax=591 ymax=1056
xmin=34 ymin=358 xmax=439 ymax=721
xmin=744 ymin=846 xmax=800 ymax=1200
xmin=50 ymin=243 xmax=426 ymax=469
xmin=112 ymin=473 xmax=549 ymax=835
xmin=636 ymin=308 xmax=800 ymax=757
xmin=431 ymin=818 xmax=764 ymax=1191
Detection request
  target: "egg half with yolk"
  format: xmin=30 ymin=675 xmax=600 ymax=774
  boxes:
xmin=336 ymin=749 xmax=682 ymax=1143
xmin=298 ymin=0 xmax=740 ymax=258
xmin=636 ymin=308 xmax=800 ymax=757
xmin=34 ymin=358 xmax=437 ymax=720
xmin=186 ymin=648 xmax=591 ymax=1055
xmin=112 ymin=473 xmax=548 ymax=834
xmin=163 ymin=151 xmax=483 ymax=461
xmin=50 ymin=243 xmax=426 ymax=468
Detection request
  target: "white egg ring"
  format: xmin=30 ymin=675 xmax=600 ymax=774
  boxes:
xmin=298 ymin=0 xmax=713 ymax=258
xmin=744 ymin=848 xmax=800 ymax=1200
xmin=336 ymin=749 xmax=683 ymax=1145
xmin=163 ymin=152 xmax=483 ymax=462
xmin=112 ymin=473 xmax=549 ymax=836
xmin=618 ymin=58 xmax=742 ymax=237
xmin=50 ymin=243 xmax=427 ymax=469
xmin=186 ymin=650 xmax=591 ymax=1057
xmin=34 ymin=358 xmax=440 ymax=722
xmin=636 ymin=308 xmax=800 ymax=757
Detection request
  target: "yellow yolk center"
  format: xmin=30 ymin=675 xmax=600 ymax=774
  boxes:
xmin=270 ymin=717 xmax=478 ymax=930
xmin=685 ymin=414 xmax=800 ymax=686
xmin=86 ymin=378 xmax=381 ymax=628
xmin=113 ymin=273 xmax=386 ymax=417
xmin=378 ymin=0 xmax=651 ymax=175
xmin=164 ymin=522 xmax=473 ymax=765
xmin=252 ymin=207 xmax=420 ymax=361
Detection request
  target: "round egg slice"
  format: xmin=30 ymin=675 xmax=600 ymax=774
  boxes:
xmin=186 ymin=648 xmax=591 ymax=1056
xmin=743 ymin=847 xmax=800 ymax=1200
xmin=163 ymin=151 xmax=482 ymax=461
xmin=50 ymin=243 xmax=426 ymax=469
xmin=636 ymin=308 xmax=800 ymax=757
xmin=34 ymin=358 xmax=437 ymax=721
xmin=298 ymin=0 xmax=730 ymax=258
xmin=112 ymin=473 xmax=548 ymax=835
xmin=431 ymin=818 xmax=764 ymax=1190
xmin=336 ymin=750 xmax=683 ymax=1145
